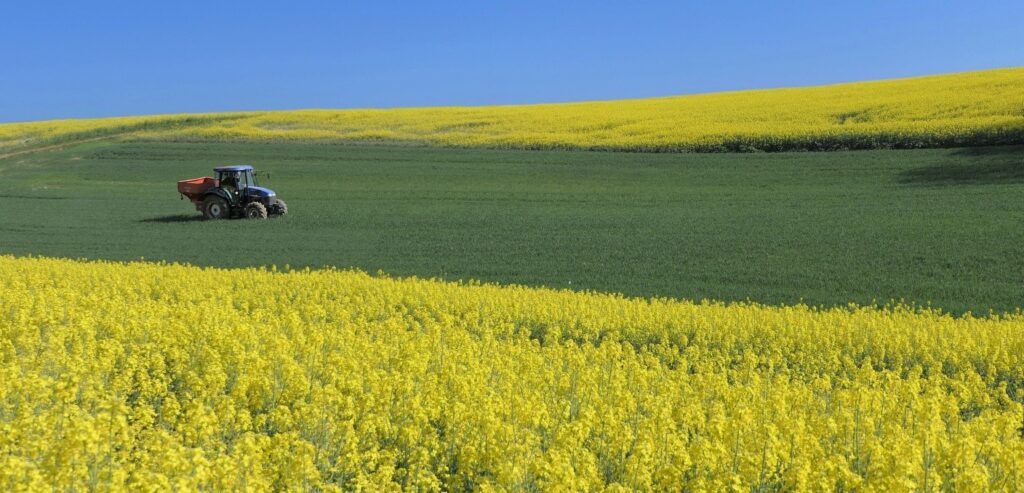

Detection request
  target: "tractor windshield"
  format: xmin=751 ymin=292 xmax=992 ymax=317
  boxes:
xmin=239 ymin=170 xmax=257 ymax=189
xmin=215 ymin=169 xmax=257 ymax=191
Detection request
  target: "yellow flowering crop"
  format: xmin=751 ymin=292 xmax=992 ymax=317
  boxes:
xmin=2 ymin=67 xmax=1022 ymax=153
xmin=0 ymin=113 xmax=243 ymax=153
xmin=1 ymin=255 xmax=1022 ymax=491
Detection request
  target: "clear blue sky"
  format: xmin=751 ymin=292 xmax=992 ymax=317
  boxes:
xmin=1 ymin=0 xmax=1021 ymax=123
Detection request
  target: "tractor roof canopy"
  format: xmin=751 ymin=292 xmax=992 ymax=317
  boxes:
xmin=214 ymin=165 xmax=253 ymax=172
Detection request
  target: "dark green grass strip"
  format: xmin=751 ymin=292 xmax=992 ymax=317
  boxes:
xmin=0 ymin=141 xmax=1021 ymax=314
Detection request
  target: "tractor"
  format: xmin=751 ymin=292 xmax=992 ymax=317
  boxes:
xmin=177 ymin=165 xmax=287 ymax=219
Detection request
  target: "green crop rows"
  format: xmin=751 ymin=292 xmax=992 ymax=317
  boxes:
xmin=1 ymin=141 xmax=1021 ymax=314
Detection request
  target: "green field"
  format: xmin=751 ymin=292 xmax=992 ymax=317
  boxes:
xmin=1 ymin=140 xmax=1022 ymax=314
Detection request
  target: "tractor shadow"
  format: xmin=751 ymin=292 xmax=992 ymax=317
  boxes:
xmin=897 ymin=146 xmax=1024 ymax=186
xmin=139 ymin=214 xmax=204 ymax=223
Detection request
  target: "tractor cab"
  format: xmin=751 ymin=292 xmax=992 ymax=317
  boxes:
xmin=177 ymin=164 xmax=288 ymax=220
xmin=215 ymin=165 xmax=257 ymax=202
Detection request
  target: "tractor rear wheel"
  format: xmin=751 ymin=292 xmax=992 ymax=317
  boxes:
xmin=245 ymin=202 xmax=268 ymax=219
xmin=202 ymin=196 xmax=229 ymax=220
xmin=272 ymin=199 xmax=288 ymax=216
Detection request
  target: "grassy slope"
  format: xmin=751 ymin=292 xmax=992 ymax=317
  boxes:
xmin=1 ymin=140 xmax=1021 ymax=314
xmin=2 ymin=67 xmax=1022 ymax=153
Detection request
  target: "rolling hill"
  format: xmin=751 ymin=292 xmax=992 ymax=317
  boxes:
xmin=2 ymin=67 xmax=1022 ymax=153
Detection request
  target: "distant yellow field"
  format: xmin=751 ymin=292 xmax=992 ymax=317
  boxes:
xmin=0 ymin=113 xmax=241 ymax=154
xmin=3 ymin=255 xmax=1023 ymax=490
xmin=2 ymin=67 xmax=1022 ymax=152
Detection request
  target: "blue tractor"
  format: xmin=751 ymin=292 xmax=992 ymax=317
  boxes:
xmin=177 ymin=165 xmax=288 ymax=219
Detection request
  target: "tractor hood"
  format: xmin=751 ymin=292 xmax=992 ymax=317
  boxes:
xmin=245 ymin=186 xmax=276 ymax=198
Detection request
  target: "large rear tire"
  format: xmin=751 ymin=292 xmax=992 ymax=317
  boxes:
xmin=202 ymin=196 xmax=230 ymax=220
xmin=245 ymin=202 xmax=268 ymax=219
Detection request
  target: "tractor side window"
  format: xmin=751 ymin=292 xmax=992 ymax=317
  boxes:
xmin=222 ymin=173 xmax=239 ymax=193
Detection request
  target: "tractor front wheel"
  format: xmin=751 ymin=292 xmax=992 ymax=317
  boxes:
xmin=272 ymin=199 xmax=288 ymax=216
xmin=245 ymin=202 xmax=268 ymax=219
xmin=202 ymin=196 xmax=230 ymax=220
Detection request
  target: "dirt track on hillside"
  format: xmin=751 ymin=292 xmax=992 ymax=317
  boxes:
xmin=0 ymin=135 xmax=121 ymax=160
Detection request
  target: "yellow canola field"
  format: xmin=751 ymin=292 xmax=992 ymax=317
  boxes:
xmin=0 ymin=114 xmax=242 ymax=153
xmin=2 ymin=67 xmax=1022 ymax=153
xmin=2 ymin=256 xmax=1023 ymax=491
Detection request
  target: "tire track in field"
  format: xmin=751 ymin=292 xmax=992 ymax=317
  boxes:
xmin=0 ymin=134 xmax=123 ymax=161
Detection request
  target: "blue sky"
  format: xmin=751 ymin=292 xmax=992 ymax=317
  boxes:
xmin=1 ymin=0 xmax=1021 ymax=122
